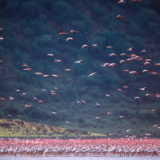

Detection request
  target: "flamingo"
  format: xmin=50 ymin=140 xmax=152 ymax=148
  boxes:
xmin=131 ymin=0 xmax=141 ymax=2
xmin=82 ymin=44 xmax=89 ymax=48
xmin=70 ymin=29 xmax=78 ymax=34
xmin=88 ymin=72 xmax=96 ymax=77
xmin=106 ymin=46 xmax=113 ymax=49
xmin=47 ymin=53 xmax=54 ymax=56
xmin=117 ymin=0 xmax=125 ymax=4
xmin=74 ymin=59 xmax=82 ymax=63
xmin=109 ymin=53 xmax=117 ymax=57
xmin=57 ymin=29 xmax=68 ymax=35
xmin=116 ymin=14 xmax=124 ymax=20
xmin=66 ymin=37 xmax=74 ymax=41
xmin=127 ymin=47 xmax=133 ymax=52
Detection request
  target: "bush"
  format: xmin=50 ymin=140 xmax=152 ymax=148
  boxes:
xmin=24 ymin=107 xmax=49 ymax=120
xmin=71 ymin=63 xmax=88 ymax=76
xmin=2 ymin=0 xmax=20 ymax=18
xmin=127 ymin=23 xmax=142 ymax=36
xmin=90 ymin=3 xmax=105 ymax=19
xmin=114 ymin=108 xmax=135 ymax=119
xmin=104 ymin=31 xmax=128 ymax=52
xmin=19 ymin=1 xmax=43 ymax=19
xmin=138 ymin=110 xmax=156 ymax=120
xmin=62 ymin=84 xmax=77 ymax=100
xmin=2 ymin=105 xmax=20 ymax=116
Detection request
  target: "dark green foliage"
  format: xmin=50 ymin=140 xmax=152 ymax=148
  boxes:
xmin=24 ymin=107 xmax=49 ymax=121
xmin=71 ymin=63 xmax=88 ymax=76
xmin=138 ymin=110 xmax=157 ymax=121
xmin=62 ymin=84 xmax=77 ymax=100
xmin=0 ymin=0 xmax=160 ymax=137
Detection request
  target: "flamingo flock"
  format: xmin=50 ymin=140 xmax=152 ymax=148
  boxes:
xmin=0 ymin=138 xmax=159 ymax=156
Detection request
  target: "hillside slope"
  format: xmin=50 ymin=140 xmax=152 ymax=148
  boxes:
xmin=0 ymin=0 xmax=160 ymax=137
xmin=0 ymin=119 xmax=105 ymax=138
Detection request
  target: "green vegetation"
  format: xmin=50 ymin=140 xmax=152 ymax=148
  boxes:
xmin=0 ymin=119 xmax=105 ymax=138
xmin=0 ymin=0 xmax=160 ymax=137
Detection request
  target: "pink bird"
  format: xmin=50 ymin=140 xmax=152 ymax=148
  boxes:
xmin=123 ymin=68 xmax=129 ymax=72
xmin=35 ymin=72 xmax=43 ymax=75
xmin=145 ymin=59 xmax=151 ymax=62
xmin=116 ymin=14 xmax=124 ymax=20
xmin=117 ymin=88 xmax=123 ymax=91
xmin=0 ymin=97 xmax=5 ymax=101
xmin=155 ymin=93 xmax=160 ymax=98
xmin=96 ymin=103 xmax=100 ymax=106
xmin=70 ymin=29 xmax=78 ymax=34
xmin=106 ymin=46 xmax=113 ymax=49
xmin=101 ymin=63 xmax=109 ymax=67
xmin=141 ymin=49 xmax=147 ymax=53
xmin=105 ymin=94 xmax=111 ymax=97
xmin=54 ymin=59 xmax=62 ymax=63
xmin=108 ymin=63 xmax=117 ymax=67
xmin=117 ymin=0 xmax=125 ymax=4
xmin=24 ymin=68 xmax=32 ymax=71
xmin=51 ymin=74 xmax=58 ymax=77
xmin=24 ymin=104 xmax=32 ymax=108
xmin=142 ymin=69 xmax=149 ymax=73
xmin=151 ymin=71 xmax=158 ymax=75
xmin=123 ymin=85 xmax=129 ymax=89
xmin=120 ymin=53 xmax=127 ymax=56
xmin=88 ymin=72 xmax=96 ymax=77
xmin=134 ymin=96 xmax=140 ymax=100
xmin=66 ymin=37 xmax=74 ymax=41
xmin=129 ymin=71 xmax=137 ymax=74
xmin=47 ymin=53 xmax=54 ymax=56
xmin=145 ymin=93 xmax=151 ymax=97
xmin=144 ymin=62 xmax=151 ymax=65
xmin=127 ymin=47 xmax=133 ymax=51
xmin=119 ymin=60 xmax=125 ymax=64
xmin=42 ymin=74 xmax=49 ymax=77
xmin=131 ymin=0 xmax=141 ymax=2
xmin=106 ymin=112 xmax=111 ymax=115
xmin=9 ymin=96 xmax=14 ymax=100
xmin=57 ymin=29 xmax=68 ymax=35
xmin=92 ymin=43 xmax=98 ymax=47
xmin=82 ymin=44 xmax=89 ymax=48
xmin=139 ymin=87 xmax=146 ymax=91
xmin=38 ymin=99 xmax=44 ymax=103
xmin=74 ymin=59 xmax=82 ymax=63
xmin=22 ymin=63 xmax=28 ymax=67
xmin=154 ymin=63 xmax=160 ymax=66
xmin=65 ymin=68 xmax=71 ymax=71
xmin=109 ymin=53 xmax=117 ymax=57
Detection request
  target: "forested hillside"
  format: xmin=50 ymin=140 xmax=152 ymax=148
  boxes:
xmin=0 ymin=0 xmax=160 ymax=137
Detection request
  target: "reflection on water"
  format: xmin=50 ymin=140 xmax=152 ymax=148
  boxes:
xmin=0 ymin=157 xmax=159 ymax=160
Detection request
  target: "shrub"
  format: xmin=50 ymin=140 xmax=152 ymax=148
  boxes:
xmin=71 ymin=63 xmax=88 ymax=76
xmin=138 ymin=110 xmax=156 ymax=120
xmin=24 ymin=107 xmax=49 ymax=120
xmin=19 ymin=1 xmax=43 ymax=19
xmin=62 ymin=84 xmax=77 ymax=100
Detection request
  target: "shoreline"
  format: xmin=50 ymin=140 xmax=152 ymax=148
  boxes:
xmin=0 ymin=154 xmax=159 ymax=157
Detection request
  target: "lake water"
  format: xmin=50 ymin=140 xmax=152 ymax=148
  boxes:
xmin=0 ymin=157 xmax=159 ymax=160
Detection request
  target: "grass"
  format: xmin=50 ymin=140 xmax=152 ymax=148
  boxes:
xmin=0 ymin=119 xmax=106 ymax=138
